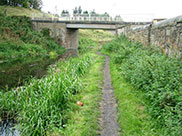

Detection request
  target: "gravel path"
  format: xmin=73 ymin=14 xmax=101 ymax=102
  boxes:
xmin=98 ymin=52 xmax=120 ymax=136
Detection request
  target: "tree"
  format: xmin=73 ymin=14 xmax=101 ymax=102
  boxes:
xmin=90 ymin=9 xmax=96 ymax=16
xmin=29 ymin=0 xmax=43 ymax=10
xmin=0 ymin=0 xmax=43 ymax=10
xmin=104 ymin=12 xmax=109 ymax=17
xmin=73 ymin=7 xmax=78 ymax=16
xmin=22 ymin=0 xmax=31 ymax=8
xmin=61 ymin=10 xmax=65 ymax=14
xmin=73 ymin=6 xmax=83 ymax=16
xmin=0 ymin=0 xmax=8 ymax=5
xmin=83 ymin=10 xmax=88 ymax=15
xmin=61 ymin=10 xmax=69 ymax=17
xmin=78 ymin=6 xmax=82 ymax=15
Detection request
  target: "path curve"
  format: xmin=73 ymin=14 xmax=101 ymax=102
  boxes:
xmin=98 ymin=52 xmax=120 ymax=136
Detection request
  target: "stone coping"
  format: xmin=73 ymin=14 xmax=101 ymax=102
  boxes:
xmin=152 ymin=15 xmax=182 ymax=28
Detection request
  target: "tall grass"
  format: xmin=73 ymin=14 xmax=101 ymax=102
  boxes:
xmin=0 ymin=54 xmax=93 ymax=135
xmin=102 ymin=35 xmax=182 ymax=136
xmin=78 ymin=37 xmax=96 ymax=54
xmin=55 ymin=29 xmax=114 ymax=136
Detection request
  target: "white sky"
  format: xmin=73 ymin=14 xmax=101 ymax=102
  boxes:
xmin=42 ymin=0 xmax=182 ymax=21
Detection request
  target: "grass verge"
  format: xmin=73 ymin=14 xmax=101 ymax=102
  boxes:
xmin=50 ymin=30 xmax=114 ymax=136
xmin=110 ymin=61 xmax=163 ymax=136
xmin=101 ymin=36 xmax=171 ymax=135
xmin=0 ymin=14 xmax=64 ymax=89
xmin=50 ymin=53 xmax=104 ymax=136
xmin=0 ymin=29 xmax=113 ymax=135
xmin=0 ymin=5 xmax=53 ymax=17
xmin=0 ymin=54 xmax=93 ymax=135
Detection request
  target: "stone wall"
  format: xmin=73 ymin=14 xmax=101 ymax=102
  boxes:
xmin=119 ymin=15 xmax=182 ymax=56
xmin=125 ymin=24 xmax=151 ymax=46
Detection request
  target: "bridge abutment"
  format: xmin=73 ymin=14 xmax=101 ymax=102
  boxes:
xmin=32 ymin=21 xmax=78 ymax=49
xmin=64 ymin=28 xmax=78 ymax=49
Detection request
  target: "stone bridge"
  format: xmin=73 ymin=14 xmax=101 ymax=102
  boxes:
xmin=32 ymin=18 xmax=150 ymax=49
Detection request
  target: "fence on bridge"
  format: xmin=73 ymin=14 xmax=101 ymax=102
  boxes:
xmin=31 ymin=16 xmax=123 ymax=22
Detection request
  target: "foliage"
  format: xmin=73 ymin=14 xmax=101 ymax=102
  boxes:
xmin=0 ymin=29 xmax=112 ymax=135
xmin=78 ymin=29 xmax=114 ymax=54
xmin=0 ymin=15 xmax=64 ymax=89
xmin=0 ymin=54 xmax=93 ymax=135
xmin=109 ymin=61 xmax=163 ymax=136
xmin=58 ymin=54 xmax=103 ymax=136
xmin=0 ymin=5 xmax=53 ymax=17
xmin=73 ymin=6 xmax=82 ymax=16
xmin=56 ymin=29 xmax=111 ymax=136
xmin=61 ymin=10 xmax=69 ymax=17
xmin=79 ymin=29 xmax=114 ymax=43
xmin=78 ymin=37 xmax=96 ymax=54
xmin=0 ymin=41 xmax=47 ymax=65
xmin=102 ymin=35 xmax=182 ymax=136
xmin=0 ymin=0 xmax=43 ymax=10
xmin=83 ymin=10 xmax=89 ymax=15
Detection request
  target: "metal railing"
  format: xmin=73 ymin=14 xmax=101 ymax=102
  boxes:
xmin=31 ymin=16 xmax=123 ymax=22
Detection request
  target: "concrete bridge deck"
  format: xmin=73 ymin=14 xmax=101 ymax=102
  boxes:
xmin=31 ymin=19 xmax=123 ymax=30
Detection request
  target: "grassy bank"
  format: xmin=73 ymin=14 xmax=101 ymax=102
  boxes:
xmin=110 ymin=61 xmax=162 ymax=136
xmin=102 ymin=36 xmax=182 ymax=136
xmin=55 ymin=54 xmax=104 ymax=136
xmin=0 ymin=54 xmax=94 ymax=135
xmin=0 ymin=29 xmax=114 ymax=135
xmin=55 ymin=30 xmax=114 ymax=136
xmin=0 ymin=14 xmax=64 ymax=89
xmin=0 ymin=5 xmax=53 ymax=17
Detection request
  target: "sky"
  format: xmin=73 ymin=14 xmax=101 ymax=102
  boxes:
xmin=41 ymin=0 xmax=182 ymax=22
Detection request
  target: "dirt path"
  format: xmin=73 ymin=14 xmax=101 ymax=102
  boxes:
xmin=98 ymin=52 xmax=120 ymax=136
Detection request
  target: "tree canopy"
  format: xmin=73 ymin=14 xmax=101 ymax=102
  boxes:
xmin=73 ymin=6 xmax=82 ymax=16
xmin=61 ymin=10 xmax=69 ymax=17
xmin=0 ymin=0 xmax=43 ymax=10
